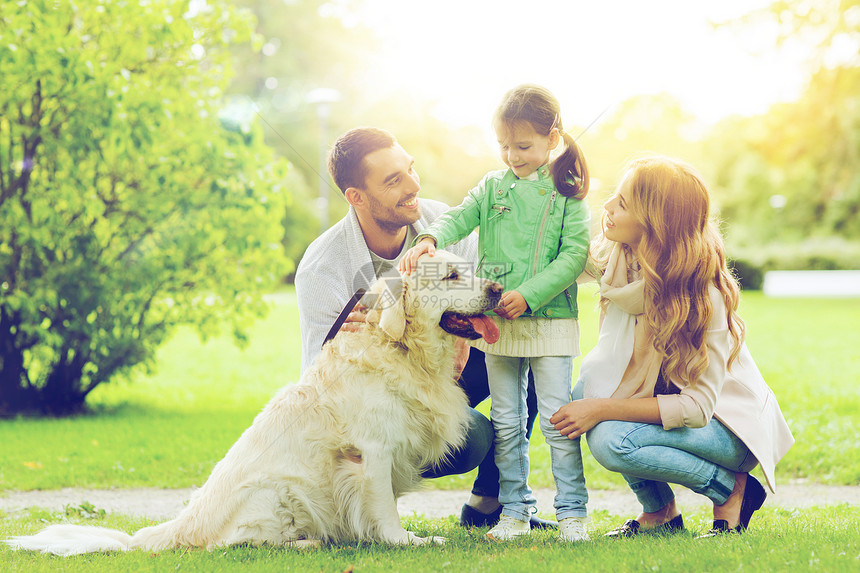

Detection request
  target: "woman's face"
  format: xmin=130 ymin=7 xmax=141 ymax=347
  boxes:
xmin=603 ymin=178 xmax=645 ymax=250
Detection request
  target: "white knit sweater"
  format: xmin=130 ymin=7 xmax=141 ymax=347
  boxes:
xmin=472 ymin=315 xmax=580 ymax=358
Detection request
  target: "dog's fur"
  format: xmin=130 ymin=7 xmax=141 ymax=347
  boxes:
xmin=5 ymin=251 xmax=501 ymax=555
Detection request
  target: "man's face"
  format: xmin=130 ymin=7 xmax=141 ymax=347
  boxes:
xmin=358 ymin=144 xmax=422 ymax=232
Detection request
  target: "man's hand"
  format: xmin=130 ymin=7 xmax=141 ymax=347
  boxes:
xmin=398 ymin=237 xmax=436 ymax=276
xmin=550 ymin=399 xmax=607 ymax=440
xmin=495 ymin=290 xmax=528 ymax=320
xmin=340 ymin=302 xmax=368 ymax=333
xmin=452 ymin=338 xmax=471 ymax=380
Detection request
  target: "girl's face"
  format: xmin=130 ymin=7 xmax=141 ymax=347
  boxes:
xmin=603 ymin=178 xmax=645 ymax=250
xmin=495 ymin=121 xmax=559 ymax=179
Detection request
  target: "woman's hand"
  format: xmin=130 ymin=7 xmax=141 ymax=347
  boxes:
xmin=495 ymin=290 xmax=528 ymax=320
xmin=398 ymin=238 xmax=436 ymax=276
xmin=550 ymin=399 xmax=607 ymax=439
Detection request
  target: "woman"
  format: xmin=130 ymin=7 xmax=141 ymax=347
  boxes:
xmin=550 ymin=156 xmax=794 ymax=537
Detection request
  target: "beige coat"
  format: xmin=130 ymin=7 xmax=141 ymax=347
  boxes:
xmin=655 ymin=288 xmax=795 ymax=493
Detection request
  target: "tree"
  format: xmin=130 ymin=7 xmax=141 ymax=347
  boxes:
xmin=743 ymin=0 xmax=859 ymax=68
xmin=227 ymin=0 xmax=381 ymax=237
xmin=224 ymin=0 xmax=504 ymax=249
xmin=579 ymin=93 xmax=705 ymax=226
xmin=705 ymin=0 xmax=860 ymax=245
xmin=0 ymin=0 xmax=289 ymax=416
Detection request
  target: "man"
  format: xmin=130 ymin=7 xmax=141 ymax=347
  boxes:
xmin=295 ymin=127 xmax=551 ymax=529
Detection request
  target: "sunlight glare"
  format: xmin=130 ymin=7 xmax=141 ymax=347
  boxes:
xmin=355 ymin=0 xmax=810 ymax=134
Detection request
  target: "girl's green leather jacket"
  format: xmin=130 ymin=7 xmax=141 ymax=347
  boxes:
xmin=419 ymin=167 xmax=590 ymax=319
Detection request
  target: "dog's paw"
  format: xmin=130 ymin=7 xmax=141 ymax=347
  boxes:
xmin=415 ymin=535 xmax=446 ymax=546
xmin=383 ymin=530 xmax=445 ymax=546
xmin=403 ymin=532 xmax=447 ymax=546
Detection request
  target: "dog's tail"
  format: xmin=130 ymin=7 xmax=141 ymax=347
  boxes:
xmin=4 ymin=524 xmax=134 ymax=556
xmin=3 ymin=517 xmax=190 ymax=556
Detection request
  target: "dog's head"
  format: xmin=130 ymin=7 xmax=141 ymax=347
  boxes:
xmin=363 ymin=250 xmax=501 ymax=344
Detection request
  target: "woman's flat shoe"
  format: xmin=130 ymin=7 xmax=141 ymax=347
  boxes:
xmin=605 ymin=514 xmax=685 ymax=537
xmin=697 ymin=519 xmax=735 ymax=538
xmin=697 ymin=474 xmax=767 ymax=538
xmin=738 ymin=474 xmax=767 ymax=530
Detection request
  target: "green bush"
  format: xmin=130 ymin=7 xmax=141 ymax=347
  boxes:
xmin=728 ymin=239 xmax=860 ymax=290
xmin=728 ymin=258 xmax=764 ymax=290
xmin=0 ymin=0 xmax=289 ymax=416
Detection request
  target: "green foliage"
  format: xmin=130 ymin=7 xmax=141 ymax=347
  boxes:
xmin=708 ymin=66 xmax=860 ymax=245
xmin=703 ymin=0 xmax=860 ymax=248
xmin=728 ymin=258 xmax=765 ymax=290
xmin=63 ymin=501 xmax=106 ymax=520
xmin=0 ymin=0 xmax=290 ymax=416
xmin=227 ymin=0 xmax=381 ymax=245
xmin=225 ymin=0 xmax=504 ymax=255
xmin=577 ymin=1 xmax=860 ymax=257
xmin=729 ymin=238 xmax=860 ymax=289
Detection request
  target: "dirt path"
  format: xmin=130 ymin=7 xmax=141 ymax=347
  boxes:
xmin=2 ymin=483 xmax=857 ymax=521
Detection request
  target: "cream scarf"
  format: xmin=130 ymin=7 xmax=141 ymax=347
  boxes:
xmin=580 ymin=244 xmax=663 ymax=399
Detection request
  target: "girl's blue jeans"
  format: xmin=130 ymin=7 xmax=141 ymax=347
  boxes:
xmin=486 ymin=355 xmax=588 ymax=521
xmin=573 ymin=380 xmax=758 ymax=512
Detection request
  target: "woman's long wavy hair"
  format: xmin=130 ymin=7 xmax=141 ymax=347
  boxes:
xmin=493 ymin=84 xmax=589 ymax=199
xmin=597 ymin=156 xmax=745 ymax=386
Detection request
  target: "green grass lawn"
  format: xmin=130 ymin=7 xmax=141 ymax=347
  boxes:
xmin=2 ymin=504 xmax=858 ymax=572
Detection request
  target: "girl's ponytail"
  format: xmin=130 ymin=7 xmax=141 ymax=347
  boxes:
xmin=552 ymin=131 xmax=589 ymax=199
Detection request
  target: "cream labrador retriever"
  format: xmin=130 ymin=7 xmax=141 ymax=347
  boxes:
xmin=6 ymin=251 xmax=501 ymax=555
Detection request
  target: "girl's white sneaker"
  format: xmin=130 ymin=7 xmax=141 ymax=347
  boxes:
xmin=486 ymin=515 xmax=530 ymax=541
xmin=559 ymin=517 xmax=590 ymax=542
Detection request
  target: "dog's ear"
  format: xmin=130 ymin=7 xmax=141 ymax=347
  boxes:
xmin=364 ymin=277 xmax=407 ymax=340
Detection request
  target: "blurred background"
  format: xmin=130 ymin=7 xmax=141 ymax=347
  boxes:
xmin=230 ymin=0 xmax=860 ymax=282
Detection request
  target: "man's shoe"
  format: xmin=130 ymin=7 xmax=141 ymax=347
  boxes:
xmin=486 ymin=515 xmax=531 ymax=541
xmin=605 ymin=514 xmax=685 ymax=538
xmin=459 ymin=503 xmax=502 ymax=528
xmin=529 ymin=514 xmax=558 ymax=529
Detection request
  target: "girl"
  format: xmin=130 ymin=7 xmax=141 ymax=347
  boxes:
xmin=551 ymin=156 xmax=794 ymax=537
xmin=400 ymin=85 xmax=591 ymax=542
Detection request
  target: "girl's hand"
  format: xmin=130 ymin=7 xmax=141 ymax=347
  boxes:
xmin=398 ymin=238 xmax=436 ymax=276
xmin=495 ymin=290 xmax=528 ymax=320
xmin=550 ymin=399 xmax=606 ymax=439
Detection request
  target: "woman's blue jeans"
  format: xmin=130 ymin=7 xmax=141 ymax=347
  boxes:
xmin=486 ymin=355 xmax=588 ymax=521
xmin=574 ymin=381 xmax=757 ymax=512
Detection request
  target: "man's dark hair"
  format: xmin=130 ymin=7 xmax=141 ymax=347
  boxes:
xmin=328 ymin=127 xmax=396 ymax=194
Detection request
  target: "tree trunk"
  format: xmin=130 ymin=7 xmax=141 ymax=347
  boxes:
xmin=0 ymin=321 xmax=87 ymax=417
xmin=39 ymin=352 xmax=88 ymax=416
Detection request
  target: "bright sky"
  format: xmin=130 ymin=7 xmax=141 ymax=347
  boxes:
xmin=355 ymin=0 xmax=812 ymax=131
